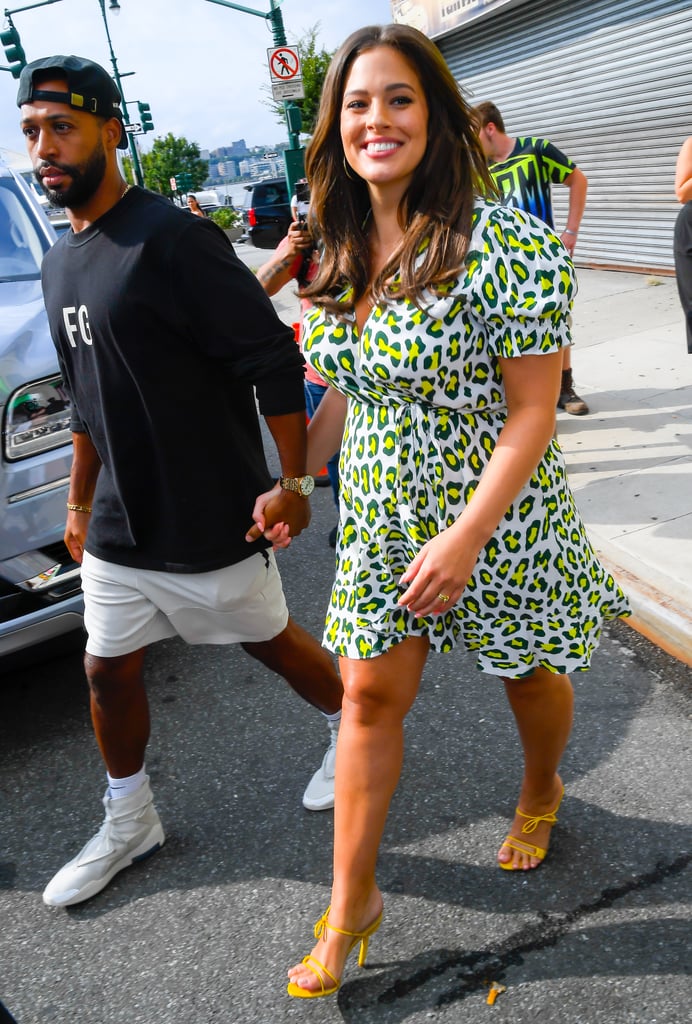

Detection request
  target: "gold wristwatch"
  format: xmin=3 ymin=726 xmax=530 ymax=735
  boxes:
xmin=279 ymin=475 xmax=315 ymax=498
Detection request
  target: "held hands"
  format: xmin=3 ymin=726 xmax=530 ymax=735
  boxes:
xmin=245 ymin=482 xmax=310 ymax=548
xmin=397 ymin=525 xmax=481 ymax=617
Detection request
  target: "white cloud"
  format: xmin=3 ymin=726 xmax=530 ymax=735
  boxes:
xmin=2 ymin=0 xmax=394 ymax=161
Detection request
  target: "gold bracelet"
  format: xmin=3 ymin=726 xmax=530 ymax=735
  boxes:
xmin=66 ymin=502 xmax=93 ymax=513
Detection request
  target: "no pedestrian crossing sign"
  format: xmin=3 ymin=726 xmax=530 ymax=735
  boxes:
xmin=267 ymin=45 xmax=304 ymax=101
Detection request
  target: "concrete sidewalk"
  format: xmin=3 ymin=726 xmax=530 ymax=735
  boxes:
xmin=559 ymin=268 xmax=691 ymax=666
xmin=236 ymin=244 xmax=692 ymax=666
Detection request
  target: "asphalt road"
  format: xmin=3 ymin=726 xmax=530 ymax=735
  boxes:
xmin=1 ymin=465 xmax=690 ymax=1023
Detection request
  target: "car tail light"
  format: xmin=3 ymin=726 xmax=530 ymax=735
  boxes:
xmin=248 ymin=208 xmax=257 ymax=227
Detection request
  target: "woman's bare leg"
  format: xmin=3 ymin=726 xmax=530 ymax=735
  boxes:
xmin=499 ymin=667 xmax=574 ymax=869
xmin=287 ymin=636 xmax=429 ymax=993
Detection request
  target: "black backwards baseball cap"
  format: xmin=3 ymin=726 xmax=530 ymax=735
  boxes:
xmin=17 ymin=55 xmax=128 ymax=149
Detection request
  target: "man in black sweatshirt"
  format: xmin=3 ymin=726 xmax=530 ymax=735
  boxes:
xmin=19 ymin=55 xmax=342 ymax=908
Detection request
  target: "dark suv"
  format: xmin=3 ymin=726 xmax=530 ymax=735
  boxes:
xmin=241 ymin=177 xmax=292 ymax=249
xmin=0 ymin=158 xmax=84 ymax=658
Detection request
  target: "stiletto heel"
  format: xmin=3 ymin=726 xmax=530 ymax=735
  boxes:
xmin=287 ymin=905 xmax=383 ymax=999
xmin=499 ymin=786 xmax=565 ymax=870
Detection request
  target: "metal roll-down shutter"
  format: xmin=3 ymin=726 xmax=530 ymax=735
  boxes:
xmin=437 ymin=0 xmax=692 ymax=272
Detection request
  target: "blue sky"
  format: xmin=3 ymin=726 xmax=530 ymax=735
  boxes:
xmin=1 ymin=0 xmax=394 ymax=161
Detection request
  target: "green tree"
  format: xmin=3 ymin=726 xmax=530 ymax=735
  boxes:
xmin=140 ymin=133 xmax=208 ymax=197
xmin=120 ymin=154 xmax=134 ymax=186
xmin=266 ymin=25 xmax=334 ymax=136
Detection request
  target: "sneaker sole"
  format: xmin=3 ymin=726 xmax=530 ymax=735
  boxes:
xmin=302 ymin=795 xmax=335 ymax=812
xmin=42 ymin=825 xmax=165 ymax=908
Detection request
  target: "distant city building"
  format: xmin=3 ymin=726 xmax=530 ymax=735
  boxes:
xmin=203 ymin=140 xmax=288 ymax=187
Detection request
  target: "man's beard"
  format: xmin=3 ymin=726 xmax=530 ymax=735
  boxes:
xmin=34 ymin=142 xmax=107 ymax=209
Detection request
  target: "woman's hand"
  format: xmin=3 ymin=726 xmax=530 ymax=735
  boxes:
xmin=399 ymin=349 xmax=562 ymax=617
xmin=398 ymin=523 xmax=481 ymax=617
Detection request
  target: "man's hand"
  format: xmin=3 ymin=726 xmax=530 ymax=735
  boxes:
xmin=245 ymin=483 xmax=311 ymax=546
xmin=64 ymin=510 xmax=90 ymax=564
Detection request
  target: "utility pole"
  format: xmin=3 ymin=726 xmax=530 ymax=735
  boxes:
xmin=96 ymin=0 xmax=143 ymax=186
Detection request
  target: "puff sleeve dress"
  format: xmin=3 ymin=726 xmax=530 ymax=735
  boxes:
xmin=302 ymin=200 xmax=630 ymax=676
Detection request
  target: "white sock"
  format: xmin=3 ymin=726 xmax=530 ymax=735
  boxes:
xmin=107 ymin=765 xmax=147 ymax=800
xmin=324 ymin=710 xmax=341 ymax=724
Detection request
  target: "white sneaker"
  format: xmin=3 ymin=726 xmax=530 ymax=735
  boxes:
xmin=302 ymin=717 xmax=339 ymax=811
xmin=43 ymin=777 xmax=165 ymax=907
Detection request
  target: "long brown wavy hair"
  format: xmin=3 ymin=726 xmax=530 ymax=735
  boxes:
xmin=302 ymin=23 xmax=497 ymax=314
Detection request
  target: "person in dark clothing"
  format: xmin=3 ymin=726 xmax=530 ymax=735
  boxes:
xmin=18 ymin=55 xmax=343 ymax=909
xmin=0 ymin=1001 xmax=18 ymax=1024
xmin=257 ymin=216 xmax=341 ymax=547
xmin=674 ymin=136 xmax=692 ymax=354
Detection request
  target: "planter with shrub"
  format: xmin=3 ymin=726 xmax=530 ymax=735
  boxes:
xmin=209 ymin=206 xmax=243 ymax=242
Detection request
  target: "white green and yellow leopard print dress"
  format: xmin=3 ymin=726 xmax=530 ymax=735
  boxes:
xmin=303 ymin=200 xmax=630 ymax=675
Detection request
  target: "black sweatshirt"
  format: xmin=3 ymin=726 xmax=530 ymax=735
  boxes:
xmin=42 ymin=187 xmax=305 ymax=572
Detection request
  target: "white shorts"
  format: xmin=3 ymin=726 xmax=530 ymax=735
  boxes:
xmin=80 ymin=549 xmax=289 ymax=658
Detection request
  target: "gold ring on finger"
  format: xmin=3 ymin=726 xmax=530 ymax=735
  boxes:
xmin=437 ymin=593 xmax=450 ymax=603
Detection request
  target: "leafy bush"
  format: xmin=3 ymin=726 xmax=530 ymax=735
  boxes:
xmin=209 ymin=207 xmax=241 ymax=230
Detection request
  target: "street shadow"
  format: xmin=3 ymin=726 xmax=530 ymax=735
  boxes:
xmin=2 ymin=614 xmax=689 ymax=909
xmin=1 ymin=483 xmax=690 ymax=1024
xmin=5 ymin=248 xmax=692 ymax=1021
xmin=334 ymin=914 xmax=690 ymax=1020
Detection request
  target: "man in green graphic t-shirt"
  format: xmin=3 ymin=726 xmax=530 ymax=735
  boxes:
xmin=473 ymin=101 xmax=590 ymax=416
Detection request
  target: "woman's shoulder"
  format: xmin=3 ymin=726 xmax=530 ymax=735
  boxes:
xmin=470 ymin=197 xmax=553 ymax=238
xmin=469 ymin=198 xmax=568 ymax=262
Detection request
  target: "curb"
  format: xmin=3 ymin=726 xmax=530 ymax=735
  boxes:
xmin=594 ymin=545 xmax=692 ymax=668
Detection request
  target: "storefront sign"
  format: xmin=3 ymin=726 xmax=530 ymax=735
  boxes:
xmin=390 ymin=0 xmax=530 ymax=40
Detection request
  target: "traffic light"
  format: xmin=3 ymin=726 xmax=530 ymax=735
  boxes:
xmin=138 ymin=101 xmax=154 ymax=133
xmin=1 ymin=20 xmax=26 ymax=79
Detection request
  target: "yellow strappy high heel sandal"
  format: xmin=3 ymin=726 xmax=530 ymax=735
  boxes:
xmin=499 ymin=786 xmax=565 ymax=870
xmin=286 ymin=905 xmax=383 ymax=999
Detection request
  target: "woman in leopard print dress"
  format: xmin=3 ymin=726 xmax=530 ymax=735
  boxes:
xmin=249 ymin=24 xmax=630 ymax=999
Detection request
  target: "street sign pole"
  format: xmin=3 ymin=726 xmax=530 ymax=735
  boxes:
xmin=204 ymin=0 xmax=306 ymax=204
xmin=267 ymin=42 xmax=305 ymax=199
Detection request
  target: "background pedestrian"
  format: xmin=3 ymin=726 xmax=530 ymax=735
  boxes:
xmin=673 ymin=136 xmax=692 ymax=354
xmin=472 ymin=100 xmax=590 ymax=415
xmin=257 ymin=206 xmax=341 ymax=551
xmin=186 ymin=193 xmax=206 ymax=217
